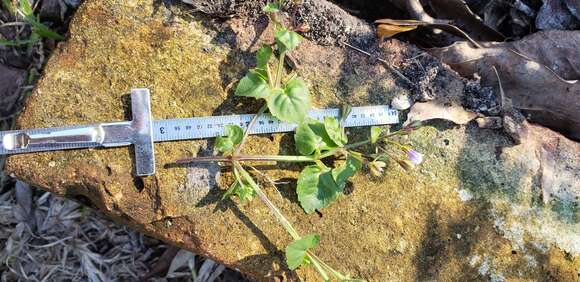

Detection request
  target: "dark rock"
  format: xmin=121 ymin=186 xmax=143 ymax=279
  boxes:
xmin=476 ymin=116 xmax=503 ymax=129
xmin=0 ymin=64 xmax=26 ymax=118
xmin=40 ymin=0 xmax=67 ymax=22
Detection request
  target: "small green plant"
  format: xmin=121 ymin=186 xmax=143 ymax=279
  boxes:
xmin=177 ymin=1 xmax=424 ymax=280
xmin=0 ymin=0 xmax=64 ymax=46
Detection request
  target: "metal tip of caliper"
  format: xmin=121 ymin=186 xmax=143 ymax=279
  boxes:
xmin=2 ymin=133 xmax=30 ymax=150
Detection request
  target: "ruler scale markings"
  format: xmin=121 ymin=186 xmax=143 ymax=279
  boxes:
xmin=0 ymin=89 xmax=398 ymax=176
xmin=150 ymin=106 xmax=398 ymax=143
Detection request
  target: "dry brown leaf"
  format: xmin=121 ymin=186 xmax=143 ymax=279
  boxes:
xmin=374 ymin=18 xmax=481 ymax=47
xmin=495 ymin=30 xmax=580 ymax=80
xmin=375 ymin=19 xmax=426 ymax=41
xmin=376 ymin=23 xmax=418 ymax=39
xmin=428 ymin=31 xmax=580 ymax=140
xmin=404 ymin=101 xmax=478 ymax=126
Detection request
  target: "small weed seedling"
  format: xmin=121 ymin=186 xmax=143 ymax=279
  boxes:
xmin=177 ymin=1 xmax=424 ymax=280
xmin=0 ymin=0 xmax=64 ymax=46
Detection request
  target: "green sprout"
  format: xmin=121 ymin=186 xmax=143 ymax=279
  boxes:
xmin=176 ymin=1 xmax=424 ymax=280
xmin=0 ymin=0 xmax=64 ymax=46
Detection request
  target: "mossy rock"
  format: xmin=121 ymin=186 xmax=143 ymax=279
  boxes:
xmin=5 ymin=0 xmax=579 ymax=280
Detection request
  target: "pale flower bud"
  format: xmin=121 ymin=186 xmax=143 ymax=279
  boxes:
xmin=369 ymin=161 xmax=387 ymax=177
xmin=406 ymin=149 xmax=423 ymax=166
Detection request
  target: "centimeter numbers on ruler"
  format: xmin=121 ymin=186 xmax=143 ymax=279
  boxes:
xmin=153 ymin=106 xmax=399 ymax=142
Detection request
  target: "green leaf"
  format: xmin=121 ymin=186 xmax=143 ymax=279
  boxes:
xmin=370 ymin=126 xmax=382 ymax=144
xmin=222 ymin=179 xmax=256 ymax=203
xmin=0 ymin=39 xmax=25 ymax=47
xmin=19 ymin=0 xmax=33 ymax=16
xmin=285 ymin=234 xmax=320 ymax=270
xmin=262 ymin=2 xmax=280 ymax=13
xmin=332 ymin=154 xmax=362 ymax=191
xmin=2 ymin=0 xmax=15 ymax=15
xmin=14 ymin=0 xmax=64 ymax=41
xmin=215 ymin=136 xmax=234 ymax=153
xmin=294 ymin=122 xmax=320 ymax=156
xmin=256 ymin=45 xmax=272 ymax=69
xmin=215 ymin=125 xmax=244 ymax=153
xmin=235 ymin=70 xmax=271 ymax=98
xmin=294 ymin=119 xmax=338 ymax=156
xmin=225 ymin=124 xmax=244 ymax=145
xmin=324 ymin=116 xmax=347 ymax=147
xmin=28 ymin=18 xmax=64 ymax=40
xmin=0 ymin=38 xmax=39 ymax=46
xmin=0 ymin=39 xmax=17 ymax=46
xmin=275 ymin=29 xmax=302 ymax=53
xmin=297 ymin=165 xmax=341 ymax=213
xmin=267 ymin=78 xmax=310 ymax=124
xmin=253 ymin=68 xmax=268 ymax=81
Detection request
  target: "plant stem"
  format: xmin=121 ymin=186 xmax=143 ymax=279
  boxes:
xmin=267 ymin=64 xmax=274 ymax=88
xmin=233 ymin=161 xmax=300 ymax=239
xmin=176 ymin=139 xmax=373 ymax=165
xmin=275 ymin=51 xmax=286 ymax=88
xmin=308 ymin=252 xmax=348 ymax=280
xmin=317 ymin=139 xmax=371 ymax=159
xmin=307 ymin=254 xmax=330 ymax=281
xmin=235 ymin=161 xmax=331 ymax=281
xmin=234 ymin=104 xmax=268 ymax=155
xmin=175 ymin=155 xmax=315 ymax=164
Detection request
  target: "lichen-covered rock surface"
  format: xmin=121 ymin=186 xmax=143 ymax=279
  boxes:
xmin=5 ymin=0 xmax=579 ymax=280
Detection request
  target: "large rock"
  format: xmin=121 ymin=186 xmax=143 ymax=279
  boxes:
xmin=5 ymin=0 xmax=579 ymax=280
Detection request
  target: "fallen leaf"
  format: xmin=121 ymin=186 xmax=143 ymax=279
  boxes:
xmin=376 ymin=23 xmax=418 ymax=39
xmin=428 ymin=31 xmax=580 ymax=140
xmin=166 ymin=249 xmax=196 ymax=278
xmin=375 ymin=18 xmax=481 ymax=47
xmin=14 ymin=181 xmax=33 ymax=226
xmin=143 ymin=246 xmax=181 ymax=279
xmin=404 ymin=101 xmax=478 ymax=126
xmin=536 ymin=0 xmax=580 ymax=30
xmin=496 ymin=30 xmax=580 ymax=80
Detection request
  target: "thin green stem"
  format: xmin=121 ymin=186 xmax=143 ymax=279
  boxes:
xmin=308 ymin=252 xmax=348 ymax=280
xmin=176 ymin=139 xmax=375 ymax=165
xmin=266 ymin=64 xmax=274 ymax=88
xmin=384 ymin=138 xmax=408 ymax=152
xmin=315 ymin=160 xmax=327 ymax=169
xmin=307 ymin=254 xmax=330 ymax=281
xmin=317 ymin=139 xmax=371 ymax=159
xmin=275 ymin=51 xmax=286 ymax=88
xmin=235 ymin=104 xmax=268 ymax=155
xmin=234 ymin=161 xmax=301 ymax=239
xmin=175 ymin=155 xmax=315 ymax=164
xmin=237 ymin=161 xmax=331 ymax=281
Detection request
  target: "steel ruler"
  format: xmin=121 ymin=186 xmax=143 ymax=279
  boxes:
xmin=0 ymin=89 xmax=399 ymax=175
